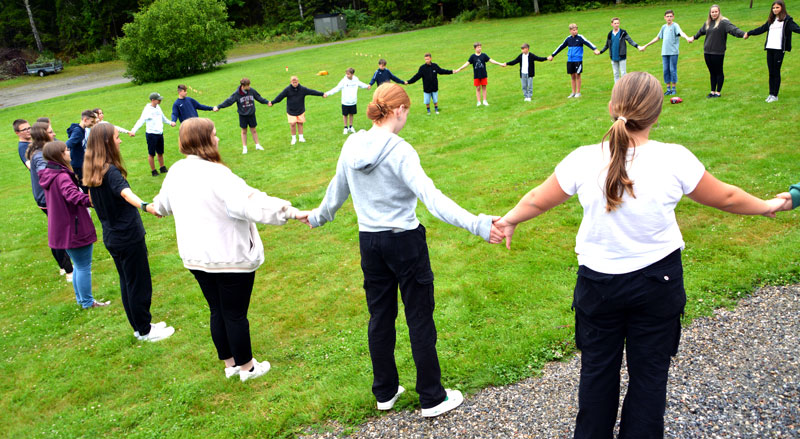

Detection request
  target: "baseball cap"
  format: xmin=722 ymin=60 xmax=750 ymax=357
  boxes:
xmin=149 ymin=92 xmax=164 ymax=101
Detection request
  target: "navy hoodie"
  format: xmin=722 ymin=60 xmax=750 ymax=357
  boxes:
xmin=65 ymin=123 xmax=87 ymax=170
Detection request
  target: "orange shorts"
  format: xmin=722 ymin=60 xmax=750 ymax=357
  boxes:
xmin=473 ymin=77 xmax=488 ymax=86
xmin=287 ymin=113 xmax=306 ymax=124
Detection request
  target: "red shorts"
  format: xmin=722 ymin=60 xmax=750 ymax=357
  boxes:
xmin=473 ymin=77 xmax=488 ymax=86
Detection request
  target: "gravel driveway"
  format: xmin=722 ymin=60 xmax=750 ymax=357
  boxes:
xmin=301 ymin=285 xmax=800 ymax=438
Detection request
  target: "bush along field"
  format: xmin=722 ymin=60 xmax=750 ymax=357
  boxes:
xmin=1 ymin=1 xmax=798 ymax=437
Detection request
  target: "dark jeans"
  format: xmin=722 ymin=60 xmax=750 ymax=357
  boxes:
xmin=190 ymin=269 xmax=255 ymax=366
xmin=767 ymin=49 xmax=785 ymax=96
xmin=106 ymin=239 xmax=152 ymax=335
xmin=572 ymin=249 xmax=686 ymax=439
xmin=704 ymin=54 xmax=725 ymax=93
xmin=359 ymin=224 xmax=447 ymax=409
xmin=40 ymin=207 xmax=73 ymax=273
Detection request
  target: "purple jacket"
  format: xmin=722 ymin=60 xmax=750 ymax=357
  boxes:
xmin=38 ymin=162 xmax=96 ymax=249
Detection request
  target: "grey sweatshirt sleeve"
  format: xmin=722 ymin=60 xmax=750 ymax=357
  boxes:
xmin=397 ymin=147 xmax=492 ymax=241
xmin=309 ymin=156 xmax=351 ymax=228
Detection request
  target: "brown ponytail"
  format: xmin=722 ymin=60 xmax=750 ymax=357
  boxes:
xmin=366 ymin=83 xmax=411 ymax=125
xmin=602 ymin=71 xmax=663 ymax=212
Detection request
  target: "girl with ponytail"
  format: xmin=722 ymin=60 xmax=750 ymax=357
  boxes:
xmin=308 ymin=83 xmax=504 ymax=418
xmin=495 ymin=71 xmax=785 ymax=438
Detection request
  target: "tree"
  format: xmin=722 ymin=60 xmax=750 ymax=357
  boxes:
xmin=116 ymin=0 xmax=233 ymax=83
xmin=22 ymin=0 xmax=44 ymax=52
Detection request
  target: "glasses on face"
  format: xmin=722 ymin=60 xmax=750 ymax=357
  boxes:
xmin=17 ymin=127 xmax=31 ymax=132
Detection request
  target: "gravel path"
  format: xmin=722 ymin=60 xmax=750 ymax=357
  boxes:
xmin=301 ymin=285 xmax=800 ymax=438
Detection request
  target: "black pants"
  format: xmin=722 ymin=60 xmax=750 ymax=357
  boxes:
xmin=572 ymin=250 xmax=686 ymax=439
xmin=190 ymin=269 xmax=255 ymax=366
xmin=106 ymin=239 xmax=152 ymax=335
xmin=359 ymin=225 xmax=447 ymax=409
xmin=767 ymin=49 xmax=785 ymax=96
xmin=40 ymin=207 xmax=73 ymax=273
xmin=704 ymin=53 xmax=725 ymax=93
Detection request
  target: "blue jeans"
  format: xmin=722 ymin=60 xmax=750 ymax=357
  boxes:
xmin=521 ymin=74 xmax=533 ymax=98
xmin=662 ymin=55 xmax=678 ymax=84
xmin=423 ymin=91 xmax=438 ymax=105
xmin=66 ymin=244 xmax=94 ymax=308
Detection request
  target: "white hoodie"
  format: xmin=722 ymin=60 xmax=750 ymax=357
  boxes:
xmin=131 ymin=103 xmax=170 ymax=135
xmin=326 ymin=75 xmax=370 ymax=106
xmin=152 ymin=155 xmax=299 ymax=272
xmin=309 ymin=127 xmax=492 ymax=241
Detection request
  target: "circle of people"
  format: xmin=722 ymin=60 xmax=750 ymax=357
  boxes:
xmin=10 ymin=1 xmax=800 ymax=434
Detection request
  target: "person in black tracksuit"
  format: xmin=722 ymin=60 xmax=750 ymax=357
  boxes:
xmin=214 ymin=78 xmax=270 ymax=154
xmin=505 ymin=43 xmax=547 ymax=101
xmin=406 ymin=53 xmax=454 ymax=114
xmin=745 ymin=1 xmax=800 ymax=102
xmin=689 ymin=5 xmax=745 ymax=98
xmin=269 ymin=76 xmax=325 ymax=145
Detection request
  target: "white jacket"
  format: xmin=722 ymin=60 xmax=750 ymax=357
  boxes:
xmin=152 ymin=155 xmax=299 ymax=272
xmin=326 ymin=75 xmax=369 ymax=106
xmin=131 ymin=103 xmax=171 ymax=135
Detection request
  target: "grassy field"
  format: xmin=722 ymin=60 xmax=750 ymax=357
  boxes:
xmin=1 ymin=1 xmax=799 ymax=437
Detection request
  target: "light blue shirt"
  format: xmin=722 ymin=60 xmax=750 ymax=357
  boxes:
xmin=658 ymin=23 xmax=683 ymax=56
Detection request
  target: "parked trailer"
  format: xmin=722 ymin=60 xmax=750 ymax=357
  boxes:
xmin=26 ymin=61 xmax=64 ymax=77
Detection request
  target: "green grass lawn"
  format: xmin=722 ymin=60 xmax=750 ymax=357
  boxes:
xmin=1 ymin=1 xmax=799 ymax=437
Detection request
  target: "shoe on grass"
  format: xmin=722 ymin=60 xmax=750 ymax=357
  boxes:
xmin=482 ymin=100 xmax=489 ymax=106
xmin=242 ymin=145 xmax=248 ymax=154
xmin=574 ymin=93 xmax=581 ymax=98
xmin=476 ymin=101 xmax=481 ymax=106
xmin=65 ymin=272 xmax=73 ymax=283
xmin=136 ymin=324 xmax=174 ymax=342
xmin=89 ymin=300 xmax=111 ymax=309
xmin=420 ymin=389 xmax=463 ymax=418
xmin=255 ymin=144 xmax=264 ymax=150
xmin=159 ymin=166 xmax=168 ymax=173
xmin=225 ymin=365 xmax=241 ymax=379
xmin=377 ymin=385 xmax=405 ymax=410
xmin=567 ymin=93 xmax=575 ymax=98
xmin=240 ymin=358 xmax=271 ymax=382
xmin=134 ymin=321 xmax=167 ymax=338
xmin=343 ymin=128 xmax=349 ymax=135
xmin=151 ymin=169 xmax=159 ymax=177
xmin=349 ymin=126 xmax=356 ymax=133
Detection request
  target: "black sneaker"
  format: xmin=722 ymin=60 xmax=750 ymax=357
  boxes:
xmin=159 ymin=166 xmax=168 ymax=173
xmin=151 ymin=169 xmax=159 ymax=177
xmin=707 ymin=93 xmax=714 ymax=98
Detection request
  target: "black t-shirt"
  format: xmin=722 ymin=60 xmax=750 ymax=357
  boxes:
xmin=468 ymin=53 xmax=490 ymax=79
xmin=89 ymin=165 xmax=145 ymax=247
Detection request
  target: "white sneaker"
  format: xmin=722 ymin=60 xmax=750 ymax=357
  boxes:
xmin=349 ymin=127 xmax=356 ymax=133
xmin=224 ymin=365 xmax=241 ymax=379
xmin=136 ymin=324 xmax=175 ymax=342
xmin=291 ymin=137 xmax=297 ymax=145
xmin=60 ymin=268 xmax=66 ymax=276
xmin=767 ymin=95 xmax=778 ymax=103
xmin=377 ymin=385 xmax=405 ymax=410
xmin=420 ymin=389 xmax=464 ymax=417
xmin=343 ymin=128 xmax=349 ymax=135
xmin=255 ymin=144 xmax=264 ymax=150
xmin=482 ymin=100 xmax=489 ymax=106
xmin=134 ymin=321 xmax=167 ymax=338
xmin=65 ymin=272 xmax=73 ymax=283
xmin=298 ymin=135 xmax=305 ymax=143
xmin=242 ymin=146 xmax=248 ymax=154
xmin=239 ymin=358 xmax=271 ymax=382
xmin=476 ymin=101 xmax=481 ymax=106
xmin=435 ymin=110 xmax=439 ymax=115
xmin=567 ymin=93 xmax=575 ymax=98
xmin=574 ymin=93 xmax=582 ymax=98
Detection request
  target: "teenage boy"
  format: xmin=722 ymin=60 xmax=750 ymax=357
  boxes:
xmin=66 ymin=110 xmax=97 ymax=183
xmin=268 ymin=76 xmax=326 ymax=145
xmin=598 ymin=17 xmax=641 ymax=82
xmin=406 ymin=53 xmax=454 ymax=114
xmin=131 ymin=93 xmax=175 ymax=177
xmin=641 ymin=10 xmax=692 ymax=96
xmin=369 ymin=59 xmax=406 ymax=87
xmin=13 ymin=119 xmax=32 ymax=169
xmin=326 ymin=68 xmax=370 ymax=134
xmin=92 ymin=108 xmax=131 ymax=137
xmin=506 ymin=43 xmax=548 ymax=102
xmin=454 ymin=42 xmax=506 ymax=106
xmin=214 ymin=78 xmax=269 ymax=154
xmin=171 ymin=84 xmax=213 ymax=124
xmin=548 ymin=24 xmax=600 ymax=98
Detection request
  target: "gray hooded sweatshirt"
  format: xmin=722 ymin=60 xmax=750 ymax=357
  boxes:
xmin=309 ymin=127 xmax=492 ymax=241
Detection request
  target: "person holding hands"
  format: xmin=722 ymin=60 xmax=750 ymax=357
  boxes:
xmin=744 ymin=0 xmax=800 ymax=102
xmin=687 ymin=4 xmax=745 ymax=98
xmin=454 ymin=42 xmax=506 ymax=106
xmin=548 ymin=24 xmax=600 ymax=98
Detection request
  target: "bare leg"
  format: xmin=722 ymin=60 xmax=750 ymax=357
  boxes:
xmin=240 ymin=128 xmax=248 ymax=147
xmin=571 ymin=74 xmax=578 ymax=94
xmin=223 ymin=357 xmax=235 ymax=368
xmin=576 ymin=74 xmax=582 ymax=94
xmin=157 ymin=154 xmax=165 ymax=168
xmin=475 ymin=86 xmax=481 ymax=103
xmin=342 ymin=115 xmax=348 ymax=127
xmin=290 ymin=123 xmax=296 ymax=135
xmin=250 ymin=127 xmax=259 ymax=145
xmin=482 ymin=85 xmax=488 ymax=101
xmin=147 ymin=155 xmax=155 ymax=171
xmin=297 ymin=123 xmax=304 ymax=135
xmin=349 ymin=114 xmax=354 ymax=126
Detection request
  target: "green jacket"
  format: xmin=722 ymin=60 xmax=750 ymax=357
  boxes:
xmin=790 ymin=182 xmax=800 ymax=209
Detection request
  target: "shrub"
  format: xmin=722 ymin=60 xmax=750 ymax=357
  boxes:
xmin=116 ymin=0 xmax=233 ymax=84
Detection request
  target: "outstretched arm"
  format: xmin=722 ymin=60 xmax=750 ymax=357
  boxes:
xmin=686 ymin=171 xmax=784 ymax=216
xmin=454 ymin=61 xmax=471 ymax=73
xmin=495 ymin=173 xmax=572 ymax=249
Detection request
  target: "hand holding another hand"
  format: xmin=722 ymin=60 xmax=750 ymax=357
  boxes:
xmin=294 ymin=210 xmax=312 ymax=227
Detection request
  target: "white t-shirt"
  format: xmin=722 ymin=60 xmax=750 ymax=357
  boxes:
xmin=767 ymin=20 xmax=785 ymax=50
xmin=554 ymin=140 xmax=705 ymax=274
xmin=522 ymin=53 xmax=529 ymax=73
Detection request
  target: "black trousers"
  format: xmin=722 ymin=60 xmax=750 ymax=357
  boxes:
xmin=572 ymin=249 xmax=685 ymax=439
xmin=767 ymin=49 xmax=785 ymax=96
xmin=359 ymin=225 xmax=447 ymax=409
xmin=106 ymin=239 xmax=152 ymax=335
xmin=191 ymin=269 xmax=255 ymax=366
xmin=704 ymin=54 xmax=725 ymax=92
xmin=40 ymin=207 xmax=73 ymax=273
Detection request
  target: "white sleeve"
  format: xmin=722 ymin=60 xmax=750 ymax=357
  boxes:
xmin=554 ymin=148 xmax=584 ymax=196
xmin=672 ymin=145 xmax=705 ymax=194
xmin=152 ymin=175 xmax=173 ymax=216
xmin=326 ymin=78 xmax=345 ymax=96
xmin=130 ymin=107 xmax=148 ymax=134
xmin=219 ymin=174 xmax=297 ymax=225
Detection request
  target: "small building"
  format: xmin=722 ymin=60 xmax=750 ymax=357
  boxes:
xmin=314 ymin=13 xmax=347 ymax=36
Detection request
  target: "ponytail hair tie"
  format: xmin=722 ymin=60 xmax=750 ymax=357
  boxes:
xmin=617 ymin=116 xmax=627 ymax=124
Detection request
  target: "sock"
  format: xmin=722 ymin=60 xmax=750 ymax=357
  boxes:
xmin=248 ymin=366 xmax=255 ymax=372
xmin=291 ymin=135 xmax=296 ymax=140
xmin=349 ymin=125 xmax=352 ymax=129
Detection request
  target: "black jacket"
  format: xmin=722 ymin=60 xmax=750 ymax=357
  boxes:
xmin=598 ymin=29 xmax=639 ymax=60
xmin=217 ymin=86 xmax=269 ymax=116
xmin=271 ymin=84 xmax=324 ymax=116
xmin=748 ymin=15 xmax=800 ymax=52
xmin=694 ymin=19 xmax=745 ymax=55
xmin=407 ymin=63 xmax=453 ymax=93
xmin=506 ymin=52 xmax=547 ymax=77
